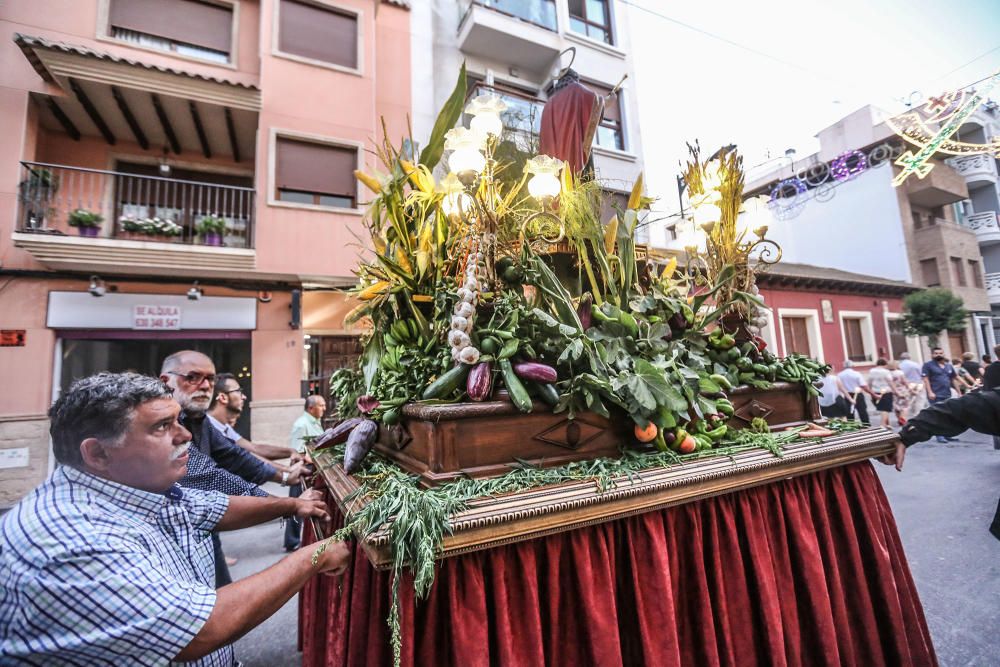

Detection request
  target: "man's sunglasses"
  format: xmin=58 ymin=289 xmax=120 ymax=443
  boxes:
xmin=167 ymin=371 xmax=217 ymax=386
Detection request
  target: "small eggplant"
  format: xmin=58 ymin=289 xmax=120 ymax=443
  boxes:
xmin=512 ymin=361 xmax=558 ymax=384
xmin=313 ymin=417 xmax=364 ymax=450
xmin=343 ymin=419 xmax=378 ymax=474
xmin=577 ymin=293 xmax=593 ymax=330
xmin=467 ymin=361 xmax=493 ymax=401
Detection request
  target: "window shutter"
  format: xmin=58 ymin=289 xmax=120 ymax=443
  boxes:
xmin=109 ymin=0 xmax=233 ymax=53
xmin=279 ymin=0 xmax=358 ymax=69
xmin=845 ymin=319 xmax=865 ymax=361
xmin=587 ymin=82 xmax=621 ymax=122
xmin=275 ymin=137 xmax=356 ymax=198
xmin=782 ymin=317 xmax=810 ymax=356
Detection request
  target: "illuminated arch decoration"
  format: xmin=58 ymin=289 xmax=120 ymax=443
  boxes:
xmin=830 ymin=149 xmax=867 ymax=181
xmin=885 ymin=69 xmax=1000 ymax=186
xmin=768 ymin=177 xmax=807 ymax=221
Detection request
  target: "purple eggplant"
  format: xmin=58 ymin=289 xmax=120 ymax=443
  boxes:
xmin=513 ymin=361 xmax=558 ymax=384
xmin=467 ymin=361 xmax=493 ymax=401
xmin=313 ymin=417 xmax=364 ymax=451
xmin=577 ymin=293 xmax=593 ymax=330
xmin=343 ymin=419 xmax=378 ymax=474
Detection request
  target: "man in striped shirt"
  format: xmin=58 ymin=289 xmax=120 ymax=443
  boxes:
xmin=0 ymin=372 xmax=350 ymax=665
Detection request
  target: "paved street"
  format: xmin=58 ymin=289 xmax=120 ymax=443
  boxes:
xmin=876 ymin=429 xmax=1000 ymax=667
xmin=227 ymin=441 xmax=1000 ymax=667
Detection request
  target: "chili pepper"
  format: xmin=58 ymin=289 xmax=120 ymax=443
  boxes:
xmin=709 ymin=373 xmax=733 ymax=390
xmin=706 ymin=424 xmax=728 ymax=441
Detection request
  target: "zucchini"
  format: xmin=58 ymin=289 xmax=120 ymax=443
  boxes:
xmin=421 ymin=364 xmax=470 ymax=400
xmin=535 ymin=382 xmax=561 ymax=407
xmin=499 ymin=359 xmax=533 ymax=413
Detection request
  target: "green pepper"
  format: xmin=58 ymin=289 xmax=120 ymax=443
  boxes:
xmin=653 ymin=430 xmax=669 ymax=452
xmin=709 ymin=373 xmax=732 ymax=391
xmin=618 ymin=311 xmax=640 ymax=336
xmin=706 ymin=424 xmax=728 ymax=441
xmin=716 ymin=399 xmax=735 ymax=417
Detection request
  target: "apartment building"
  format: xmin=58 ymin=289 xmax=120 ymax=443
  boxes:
xmin=410 ymin=0 xmax=644 ymax=237
xmin=0 ymin=0 xmax=411 ymax=506
xmin=726 ymin=105 xmax=993 ymax=367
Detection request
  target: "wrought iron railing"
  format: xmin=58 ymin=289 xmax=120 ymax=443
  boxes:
xmin=16 ymin=161 xmax=255 ymax=248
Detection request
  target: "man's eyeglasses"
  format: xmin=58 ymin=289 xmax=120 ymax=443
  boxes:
xmin=167 ymin=371 xmax=217 ymax=386
xmin=223 ymin=388 xmax=246 ymax=396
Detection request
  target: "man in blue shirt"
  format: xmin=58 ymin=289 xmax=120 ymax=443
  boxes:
xmin=0 ymin=372 xmax=350 ymax=665
xmin=921 ymin=346 xmax=962 ymax=443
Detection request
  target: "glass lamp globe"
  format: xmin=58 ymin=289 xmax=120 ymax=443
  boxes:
xmin=445 ymin=127 xmax=486 ymax=183
xmin=525 ymin=155 xmax=563 ymax=202
xmin=692 ymin=202 xmax=721 ymax=225
xmin=442 ymin=191 xmax=473 ymax=218
xmin=466 ymin=94 xmax=508 ymax=139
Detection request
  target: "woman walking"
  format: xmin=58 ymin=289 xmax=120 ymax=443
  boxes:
xmin=888 ymin=360 xmax=911 ymax=427
xmin=867 ymin=358 xmax=895 ymax=428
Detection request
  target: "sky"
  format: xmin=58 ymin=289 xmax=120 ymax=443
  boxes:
xmin=625 ymin=0 xmax=1000 ymax=222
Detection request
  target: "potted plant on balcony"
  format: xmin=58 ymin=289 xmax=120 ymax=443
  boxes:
xmin=67 ymin=208 xmax=103 ymax=237
xmin=18 ymin=167 xmax=60 ymax=230
xmin=118 ymin=214 xmax=184 ymax=242
xmin=196 ymin=215 xmax=227 ymax=247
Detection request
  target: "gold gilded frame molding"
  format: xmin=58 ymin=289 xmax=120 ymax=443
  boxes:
xmin=313 ymin=427 xmax=898 ymax=569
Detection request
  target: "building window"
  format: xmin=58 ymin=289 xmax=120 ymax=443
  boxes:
xmin=911 ymin=211 xmax=924 ymax=229
xmin=588 ymin=81 xmax=625 ymax=151
xmin=843 ymin=318 xmax=867 ymax=362
xmin=951 ymin=256 xmax=967 ymax=286
xmin=274 ymin=136 xmax=357 ymax=209
xmin=278 ymin=0 xmax=359 ymax=70
xmin=781 ymin=316 xmax=811 ymax=356
xmin=920 ymin=258 xmax=940 ymax=286
xmin=970 ymin=259 xmax=984 ymax=288
xmin=840 ymin=312 xmax=876 ymax=364
xmin=108 ymin=0 xmax=233 ymax=63
xmin=887 ymin=318 xmax=908 ymax=360
xmin=568 ymin=0 xmax=613 ymax=44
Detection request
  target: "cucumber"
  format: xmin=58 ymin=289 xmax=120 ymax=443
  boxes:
xmin=499 ymin=359 xmax=533 ymax=413
xmin=535 ymin=382 xmax=560 ymax=407
xmin=421 ymin=364 xmax=471 ymax=400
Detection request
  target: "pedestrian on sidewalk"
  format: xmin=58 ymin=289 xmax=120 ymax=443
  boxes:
xmin=867 ymin=358 xmax=895 ymax=428
xmin=285 ymin=394 xmax=327 ymax=552
xmin=818 ymin=367 xmax=851 ymax=418
xmin=838 ymin=360 xmax=874 ymax=425
xmin=888 ymin=360 xmax=912 ymax=426
xmin=899 ymin=352 xmax=926 ymax=418
xmin=952 ymin=358 xmax=978 ymax=394
xmin=961 ymin=351 xmax=984 ymax=384
xmin=921 ymin=347 xmax=962 ymax=443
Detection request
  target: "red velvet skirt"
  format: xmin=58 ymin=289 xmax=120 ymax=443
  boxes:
xmin=299 ymin=461 xmax=936 ymax=666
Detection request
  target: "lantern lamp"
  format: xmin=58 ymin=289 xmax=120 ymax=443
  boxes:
xmin=466 ymin=94 xmax=507 ymax=139
xmin=525 ymin=155 xmax=563 ymax=202
xmin=445 ymin=127 xmax=486 ymax=184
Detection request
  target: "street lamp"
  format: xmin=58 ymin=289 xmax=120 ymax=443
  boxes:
xmin=466 ymin=93 xmax=507 ymax=140
xmin=445 ymin=127 xmax=486 ymax=185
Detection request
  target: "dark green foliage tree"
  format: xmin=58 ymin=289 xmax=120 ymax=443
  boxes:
xmin=901 ymin=288 xmax=967 ymax=346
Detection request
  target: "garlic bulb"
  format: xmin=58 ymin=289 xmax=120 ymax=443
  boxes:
xmin=451 ymin=315 xmax=468 ymax=331
xmin=448 ymin=329 xmax=470 ymax=349
xmin=457 ymin=287 xmax=476 ymax=303
xmin=458 ymin=346 xmax=480 ymax=364
xmin=454 ymin=301 xmax=475 ymax=319
xmin=464 ymin=277 xmax=481 ymax=292
xmin=451 ymin=346 xmax=462 ymax=361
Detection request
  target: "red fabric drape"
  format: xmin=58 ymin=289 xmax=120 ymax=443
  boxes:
xmin=299 ymin=461 xmax=936 ymax=666
xmin=538 ymin=81 xmax=603 ymax=175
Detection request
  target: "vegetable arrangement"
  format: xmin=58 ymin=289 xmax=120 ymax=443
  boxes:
xmin=327 ymin=67 xmax=830 ymax=476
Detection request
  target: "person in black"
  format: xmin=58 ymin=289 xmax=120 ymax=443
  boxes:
xmin=960 ymin=351 xmax=983 ymax=384
xmin=881 ymin=389 xmax=1000 ymax=541
xmin=983 ymin=344 xmax=1000 ymax=390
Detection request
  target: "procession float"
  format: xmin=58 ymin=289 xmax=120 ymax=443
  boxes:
xmin=299 ymin=66 xmax=934 ymax=667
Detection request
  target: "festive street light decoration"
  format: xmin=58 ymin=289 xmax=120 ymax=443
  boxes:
xmin=830 ymin=149 xmax=867 ymax=181
xmin=886 ymin=69 xmax=1000 ymax=186
xmin=465 ymin=93 xmax=508 ymax=139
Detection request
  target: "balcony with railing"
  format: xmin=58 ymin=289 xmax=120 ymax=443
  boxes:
xmin=947 ymin=154 xmax=998 ymax=186
xmin=966 ymin=210 xmax=1000 ymax=246
xmin=13 ymin=162 xmax=256 ymax=277
xmin=458 ymin=0 xmax=561 ymax=76
xmin=986 ymin=272 xmax=1000 ymax=305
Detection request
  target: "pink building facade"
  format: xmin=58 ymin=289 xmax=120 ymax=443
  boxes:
xmin=0 ymin=0 xmax=411 ymax=506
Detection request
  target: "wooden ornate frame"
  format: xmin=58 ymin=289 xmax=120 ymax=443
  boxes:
xmin=312 ymin=427 xmax=899 ymax=569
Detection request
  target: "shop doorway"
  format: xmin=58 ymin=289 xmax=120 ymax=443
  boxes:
xmin=57 ymin=331 xmax=253 ymax=436
xmin=305 ymin=335 xmax=362 ymax=417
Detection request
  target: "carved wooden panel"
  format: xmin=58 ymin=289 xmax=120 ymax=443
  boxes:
xmin=315 ymin=426 xmax=899 ymax=569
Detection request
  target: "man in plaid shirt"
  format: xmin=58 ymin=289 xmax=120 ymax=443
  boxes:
xmin=0 ymin=372 xmax=350 ymax=665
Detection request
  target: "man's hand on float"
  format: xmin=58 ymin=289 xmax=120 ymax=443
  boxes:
xmin=878 ymin=441 xmax=906 ymax=472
